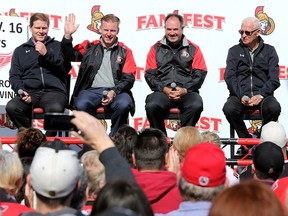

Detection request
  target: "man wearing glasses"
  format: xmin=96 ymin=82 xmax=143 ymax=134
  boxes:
xmin=223 ymin=17 xmax=281 ymax=154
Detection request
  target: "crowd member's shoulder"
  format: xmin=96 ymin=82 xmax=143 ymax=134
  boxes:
xmin=239 ymin=164 xmax=253 ymax=182
xmin=1 ymin=202 xmax=35 ymax=216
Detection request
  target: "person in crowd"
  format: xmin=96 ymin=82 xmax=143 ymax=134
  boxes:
xmin=171 ymin=126 xmax=202 ymax=163
xmin=5 ymin=13 xmax=71 ymax=135
xmin=71 ymin=110 xmax=136 ymax=184
xmin=132 ymin=127 xmax=182 ymax=213
xmin=80 ymin=150 xmax=106 ymax=215
xmin=15 ymin=127 xmax=46 ymax=203
xmin=201 ymin=131 xmax=239 ymax=187
xmin=0 ymin=150 xmax=35 ymax=215
xmin=158 ymin=142 xmax=227 ymax=216
xmin=0 ymin=150 xmax=23 ymax=202
xmin=113 ymin=124 xmax=138 ymax=167
xmin=260 ymin=121 xmax=287 ymax=159
xmin=62 ymin=13 xmax=136 ymax=137
xmin=16 ymin=127 xmax=46 ymax=159
xmin=273 ymin=177 xmax=288 ymax=212
xmin=70 ymin=166 xmax=88 ymax=215
xmin=144 ymin=13 xmax=207 ymax=135
xmin=22 ymin=139 xmax=84 ymax=215
xmin=222 ymin=17 xmax=281 ymax=154
xmin=250 ymin=141 xmax=284 ymax=185
xmin=209 ymin=181 xmax=284 ymax=216
xmin=240 ymin=121 xmax=288 ymax=181
xmin=90 ymin=179 xmax=154 ymax=216
xmin=165 ymin=126 xmax=202 ymax=175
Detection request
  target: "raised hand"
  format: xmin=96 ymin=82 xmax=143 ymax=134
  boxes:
xmin=64 ymin=13 xmax=80 ymax=39
xmin=71 ymin=110 xmax=114 ymax=153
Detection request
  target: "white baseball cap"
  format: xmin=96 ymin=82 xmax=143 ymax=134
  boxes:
xmin=30 ymin=146 xmax=81 ymax=199
xmin=261 ymin=121 xmax=287 ymax=148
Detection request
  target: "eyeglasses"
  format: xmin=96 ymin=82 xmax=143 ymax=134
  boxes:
xmin=238 ymin=29 xmax=259 ymax=36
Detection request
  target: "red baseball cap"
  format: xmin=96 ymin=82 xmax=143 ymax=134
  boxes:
xmin=1 ymin=202 xmax=35 ymax=215
xmin=181 ymin=142 xmax=226 ymax=187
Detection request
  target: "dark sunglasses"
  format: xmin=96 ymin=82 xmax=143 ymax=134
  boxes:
xmin=238 ymin=29 xmax=259 ymax=36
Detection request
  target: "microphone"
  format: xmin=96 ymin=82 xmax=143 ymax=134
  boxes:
xmin=243 ymin=96 xmax=250 ymax=103
xmin=102 ymin=90 xmax=108 ymax=100
xmin=170 ymin=82 xmax=177 ymax=91
xmin=18 ymin=89 xmax=24 ymax=98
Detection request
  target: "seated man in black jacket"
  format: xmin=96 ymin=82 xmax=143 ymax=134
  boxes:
xmin=223 ymin=17 xmax=281 ymax=154
xmin=6 ymin=13 xmax=71 ymax=133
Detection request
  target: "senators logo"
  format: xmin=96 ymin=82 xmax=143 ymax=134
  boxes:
xmin=0 ymin=53 xmax=12 ymax=69
xmin=181 ymin=49 xmax=189 ymax=58
xmin=87 ymin=5 xmax=104 ymax=34
xmin=166 ymin=119 xmax=181 ymax=131
xmin=255 ymin=6 xmax=275 ymax=35
xmin=116 ymin=54 xmax=122 ymax=63
xmin=8 ymin=8 xmax=19 ymax=17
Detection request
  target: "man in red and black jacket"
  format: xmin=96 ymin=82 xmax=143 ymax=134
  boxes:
xmin=144 ymin=13 xmax=207 ymax=135
xmin=62 ymin=13 xmax=136 ymax=137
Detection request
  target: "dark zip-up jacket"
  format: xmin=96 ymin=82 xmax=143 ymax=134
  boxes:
xmin=145 ymin=35 xmax=207 ymax=93
xmin=224 ymin=36 xmax=280 ymax=99
xmin=9 ymin=36 xmax=71 ymax=95
xmin=61 ymin=37 xmax=136 ymax=115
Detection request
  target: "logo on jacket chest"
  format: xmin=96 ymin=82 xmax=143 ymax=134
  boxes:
xmin=181 ymin=49 xmax=189 ymax=58
xmin=116 ymin=54 xmax=122 ymax=63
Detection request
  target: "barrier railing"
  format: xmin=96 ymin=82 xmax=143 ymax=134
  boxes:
xmin=1 ymin=136 xmax=258 ymax=166
xmin=220 ymin=138 xmax=260 ymax=163
xmin=0 ymin=136 xmax=83 ymax=151
xmin=226 ymin=159 xmax=252 ymax=166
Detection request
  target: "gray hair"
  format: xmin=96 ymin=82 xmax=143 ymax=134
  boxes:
xmin=241 ymin=17 xmax=261 ymax=29
xmin=178 ymin=175 xmax=225 ymax=201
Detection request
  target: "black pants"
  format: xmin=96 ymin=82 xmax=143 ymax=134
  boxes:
xmin=222 ymin=95 xmax=281 ymax=138
xmin=5 ymin=90 xmax=67 ymax=129
xmin=145 ymin=91 xmax=203 ymax=135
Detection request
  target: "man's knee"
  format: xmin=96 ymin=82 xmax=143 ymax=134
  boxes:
xmin=222 ymin=103 xmax=234 ymax=116
xmin=74 ymin=98 xmax=91 ymax=111
xmin=45 ymin=103 xmax=65 ymax=113
xmin=145 ymin=101 xmax=160 ymax=113
xmin=5 ymin=100 xmax=19 ymax=114
xmin=115 ymin=100 xmax=131 ymax=112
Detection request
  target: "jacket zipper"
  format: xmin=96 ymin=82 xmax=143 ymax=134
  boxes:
xmin=40 ymin=67 xmax=45 ymax=88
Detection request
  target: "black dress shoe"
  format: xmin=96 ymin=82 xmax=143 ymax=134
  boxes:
xmin=236 ymin=146 xmax=249 ymax=156
xmin=45 ymin=131 xmax=58 ymax=137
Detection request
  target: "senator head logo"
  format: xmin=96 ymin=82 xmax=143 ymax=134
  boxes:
xmin=255 ymin=6 xmax=275 ymax=35
xmin=87 ymin=5 xmax=104 ymax=34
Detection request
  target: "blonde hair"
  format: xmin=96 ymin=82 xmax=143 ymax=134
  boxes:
xmin=201 ymin=131 xmax=222 ymax=147
xmin=81 ymin=150 xmax=105 ymax=196
xmin=173 ymin=126 xmax=202 ymax=161
xmin=0 ymin=150 xmax=23 ymax=194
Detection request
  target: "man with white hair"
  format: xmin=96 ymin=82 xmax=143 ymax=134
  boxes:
xmin=223 ymin=16 xmax=281 ymax=154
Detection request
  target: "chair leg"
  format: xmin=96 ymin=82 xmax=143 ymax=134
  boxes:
xmin=230 ymin=125 xmax=236 ymax=160
xmin=230 ymin=125 xmax=235 ymax=138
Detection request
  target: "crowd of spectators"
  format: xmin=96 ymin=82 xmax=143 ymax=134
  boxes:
xmin=1 ymin=111 xmax=287 ymax=215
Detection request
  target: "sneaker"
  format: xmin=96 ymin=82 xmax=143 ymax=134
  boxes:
xmin=236 ymin=146 xmax=249 ymax=156
xmin=45 ymin=131 xmax=58 ymax=137
xmin=249 ymin=133 xmax=258 ymax=138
